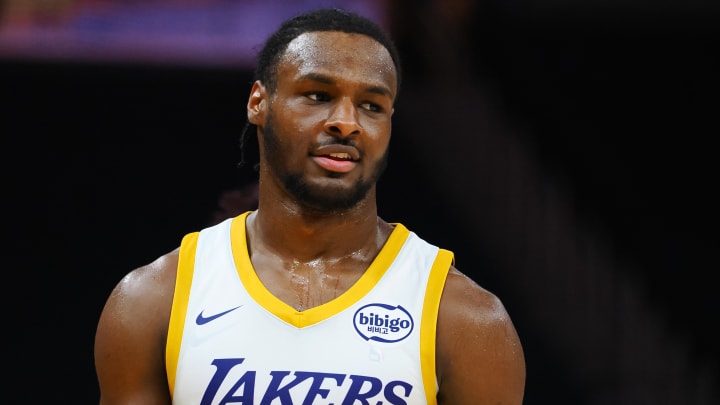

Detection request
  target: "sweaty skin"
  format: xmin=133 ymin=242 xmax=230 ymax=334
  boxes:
xmin=94 ymin=30 xmax=525 ymax=405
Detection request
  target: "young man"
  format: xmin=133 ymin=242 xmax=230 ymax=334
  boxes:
xmin=94 ymin=8 xmax=526 ymax=405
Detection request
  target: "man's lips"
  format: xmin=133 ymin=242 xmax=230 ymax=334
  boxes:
xmin=312 ymin=144 xmax=360 ymax=173
xmin=314 ymin=144 xmax=360 ymax=160
xmin=312 ymin=155 xmax=357 ymax=173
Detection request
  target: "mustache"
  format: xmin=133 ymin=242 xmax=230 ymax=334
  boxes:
xmin=317 ymin=137 xmax=358 ymax=148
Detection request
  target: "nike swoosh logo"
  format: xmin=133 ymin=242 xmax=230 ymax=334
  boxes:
xmin=195 ymin=305 xmax=243 ymax=325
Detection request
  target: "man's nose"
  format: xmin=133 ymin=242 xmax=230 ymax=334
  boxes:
xmin=324 ymin=98 xmax=362 ymax=137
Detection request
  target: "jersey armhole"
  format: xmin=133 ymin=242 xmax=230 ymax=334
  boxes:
xmin=420 ymin=248 xmax=454 ymax=404
xmin=165 ymin=231 xmax=199 ymax=397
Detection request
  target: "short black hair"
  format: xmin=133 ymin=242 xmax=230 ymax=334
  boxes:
xmin=255 ymin=7 xmax=402 ymax=95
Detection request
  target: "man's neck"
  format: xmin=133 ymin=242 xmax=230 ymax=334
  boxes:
xmin=247 ymin=200 xmax=387 ymax=263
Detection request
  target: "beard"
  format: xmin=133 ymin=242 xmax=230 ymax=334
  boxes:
xmin=262 ymin=111 xmax=388 ymax=212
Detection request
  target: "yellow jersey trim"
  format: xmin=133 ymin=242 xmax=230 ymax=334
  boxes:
xmin=230 ymin=212 xmax=411 ymax=328
xmin=420 ymin=248 xmax=453 ymax=404
xmin=166 ymin=231 xmax=199 ymax=397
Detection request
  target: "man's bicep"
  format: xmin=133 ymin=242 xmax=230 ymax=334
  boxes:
xmin=95 ymin=267 xmax=174 ymax=405
xmin=436 ymin=272 xmax=526 ymax=404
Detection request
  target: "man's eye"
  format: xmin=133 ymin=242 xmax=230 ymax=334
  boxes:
xmin=360 ymin=102 xmax=381 ymax=112
xmin=307 ymin=92 xmax=330 ymax=102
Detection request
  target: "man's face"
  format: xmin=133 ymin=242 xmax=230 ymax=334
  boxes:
xmin=254 ymin=31 xmax=397 ymax=212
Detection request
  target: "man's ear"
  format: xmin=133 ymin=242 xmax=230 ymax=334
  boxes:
xmin=247 ymin=80 xmax=268 ymax=125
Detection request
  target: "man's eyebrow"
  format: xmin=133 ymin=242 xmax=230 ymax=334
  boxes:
xmin=297 ymin=73 xmax=394 ymax=99
xmin=298 ymin=72 xmax=334 ymax=85
xmin=365 ymin=85 xmax=394 ymax=99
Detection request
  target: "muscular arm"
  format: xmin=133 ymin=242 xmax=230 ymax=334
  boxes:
xmin=436 ymin=268 xmax=526 ymax=404
xmin=94 ymin=250 xmax=179 ymax=405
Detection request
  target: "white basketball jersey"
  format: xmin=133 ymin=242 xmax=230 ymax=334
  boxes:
xmin=166 ymin=211 xmax=454 ymax=405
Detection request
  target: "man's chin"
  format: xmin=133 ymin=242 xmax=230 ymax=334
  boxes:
xmin=297 ymin=192 xmax=363 ymax=212
xmin=281 ymin=172 xmax=374 ymax=211
xmin=296 ymin=184 xmax=370 ymax=212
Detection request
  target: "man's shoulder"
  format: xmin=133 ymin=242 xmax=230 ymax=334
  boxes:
xmin=441 ymin=269 xmax=509 ymax=322
xmin=117 ymin=249 xmax=180 ymax=301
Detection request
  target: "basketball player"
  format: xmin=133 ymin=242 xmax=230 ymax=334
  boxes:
xmin=94 ymin=8 xmax=526 ymax=404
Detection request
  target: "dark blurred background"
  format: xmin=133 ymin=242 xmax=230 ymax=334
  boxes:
xmin=2 ymin=0 xmax=718 ymax=403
